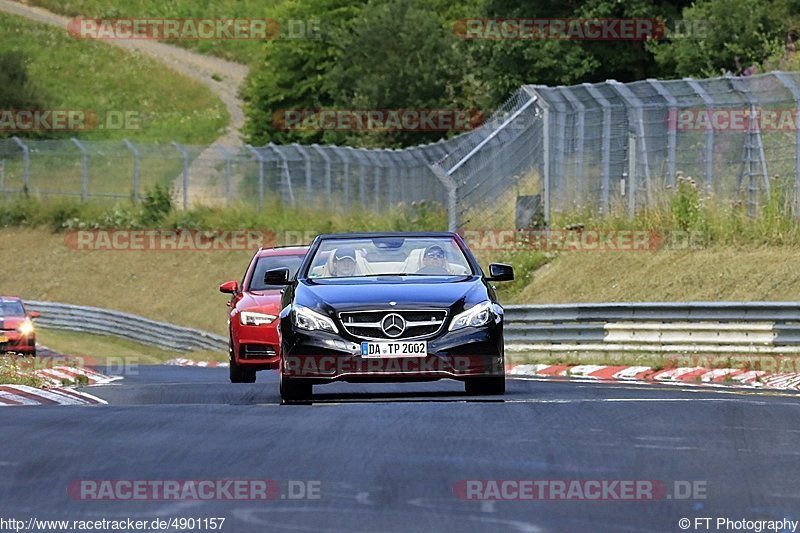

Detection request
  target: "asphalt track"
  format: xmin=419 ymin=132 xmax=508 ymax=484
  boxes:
xmin=1 ymin=365 xmax=800 ymax=532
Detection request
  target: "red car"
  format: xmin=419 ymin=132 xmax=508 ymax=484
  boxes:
xmin=0 ymin=297 xmax=40 ymax=356
xmin=219 ymin=246 xmax=309 ymax=383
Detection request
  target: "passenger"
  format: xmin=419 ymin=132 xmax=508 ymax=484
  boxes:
xmin=330 ymin=247 xmax=358 ymax=277
xmin=415 ymin=245 xmax=450 ymax=275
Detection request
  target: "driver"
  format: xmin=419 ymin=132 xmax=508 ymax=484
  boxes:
xmin=330 ymin=247 xmax=358 ymax=277
xmin=415 ymin=245 xmax=450 ymax=275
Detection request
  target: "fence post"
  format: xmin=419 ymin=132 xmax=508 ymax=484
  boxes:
xmin=122 ymin=139 xmax=140 ymax=201
xmin=349 ymin=149 xmax=368 ymax=209
xmin=773 ymin=71 xmax=800 ymax=217
xmin=269 ymin=143 xmax=295 ymax=206
xmin=71 ymin=138 xmax=89 ymax=203
xmin=541 ymin=101 xmax=551 ymax=226
xmin=245 ymin=145 xmax=265 ymax=210
xmin=727 ymin=75 xmax=770 ymax=217
xmin=582 ymin=83 xmax=612 ymax=213
xmin=647 ymin=79 xmax=678 ymax=186
xmin=213 ymin=144 xmax=233 ymax=206
xmin=11 ymin=137 xmax=29 ymax=193
xmin=561 ymin=87 xmax=585 ymax=203
xmin=684 ymin=78 xmax=715 ymax=194
xmin=311 ymin=144 xmax=332 ymax=205
xmin=171 ymin=141 xmax=189 ymax=210
xmin=291 ymin=143 xmax=312 ymax=201
xmin=627 ymin=133 xmax=637 ymax=218
xmin=430 ymin=163 xmax=458 ymax=231
xmin=341 ymin=147 xmax=355 ymax=208
xmin=610 ymin=81 xmax=652 ymax=210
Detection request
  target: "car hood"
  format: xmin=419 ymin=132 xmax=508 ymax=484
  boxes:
xmin=296 ymin=276 xmax=488 ymax=312
xmin=1 ymin=316 xmax=25 ymax=330
xmin=238 ymin=291 xmax=283 ymax=313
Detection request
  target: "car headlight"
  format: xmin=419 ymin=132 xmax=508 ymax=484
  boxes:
xmin=17 ymin=320 xmax=34 ymax=336
xmin=292 ymin=305 xmax=338 ymax=333
xmin=239 ymin=311 xmax=277 ymax=326
xmin=449 ymin=301 xmax=493 ymax=331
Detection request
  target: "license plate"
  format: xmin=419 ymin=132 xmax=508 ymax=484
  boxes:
xmin=0 ymin=335 xmax=7 ymax=343
xmin=361 ymin=341 xmax=427 ymax=357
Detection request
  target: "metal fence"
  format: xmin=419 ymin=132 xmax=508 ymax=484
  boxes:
xmin=24 ymin=300 xmax=800 ymax=355
xmin=4 ymin=71 xmax=800 ymax=229
xmin=25 ymin=301 xmax=226 ymax=352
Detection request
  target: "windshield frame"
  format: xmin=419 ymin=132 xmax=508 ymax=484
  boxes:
xmin=297 ymin=233 xmax=481 ymax=281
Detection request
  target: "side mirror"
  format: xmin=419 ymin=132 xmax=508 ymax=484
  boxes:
xmin=486 ymin=263 xmax=514 ymax=282
xmin=219 ymin=280 xmax=239 ymax=294
xmin=264 ymin=267 xmax=291 ymax=285
xmin=28 ymin=311 xmax=41 ymax=319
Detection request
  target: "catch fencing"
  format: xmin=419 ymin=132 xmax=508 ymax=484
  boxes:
xmin=4 ymin=71 xmax=800 ymax=229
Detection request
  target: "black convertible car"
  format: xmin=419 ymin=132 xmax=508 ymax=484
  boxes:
xmin=265 ymin=232 xmax=513 ymax=401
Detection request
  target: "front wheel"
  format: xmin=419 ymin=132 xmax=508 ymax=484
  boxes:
xmin=229 ymin=337 xmax=256 ymax=383
xmin=465 ymin=376 xmax=505 ymax=396
xmin=280 ymin=373 xmax=312 ymax=402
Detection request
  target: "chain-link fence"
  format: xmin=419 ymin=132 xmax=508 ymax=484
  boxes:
xmin=3 ymin=71 xmax=800 ymax=230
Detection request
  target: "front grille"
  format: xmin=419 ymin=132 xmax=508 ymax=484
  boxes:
xmin=240 ymin=344 xmax=277 ymax=360
xmin=339 ymin=309 xmax=448 ymax=340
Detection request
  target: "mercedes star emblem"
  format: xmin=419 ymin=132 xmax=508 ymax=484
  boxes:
xmin=381 ymin=313 xmax=406 ymax=338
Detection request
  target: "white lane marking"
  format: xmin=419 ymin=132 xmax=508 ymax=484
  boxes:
xmin=10 ymin=386 xmax=87 ymax=405
xmin=0 ymin=391 xmax=40 ymax=405
xmin=612 ymin=366 xmax=652 ymax=379
xmin=633 ymin=444 xmax=701 ymax=450
xmin=566 ymin=365 xmax=607 ymax=377
xmin=653 ymin=367 xmax=705 ymax=381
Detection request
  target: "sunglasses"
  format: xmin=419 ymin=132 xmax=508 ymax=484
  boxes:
xmin=425 ymin=251 xmax=445 ymax=259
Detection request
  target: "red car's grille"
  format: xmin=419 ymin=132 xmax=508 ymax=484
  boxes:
xmin=240 ymin=344 xmax=277 ymax=360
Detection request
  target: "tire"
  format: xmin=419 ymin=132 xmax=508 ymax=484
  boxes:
xmin=229 ymin=336 xmax=256 ymax=383
xmin=465 ymin=375 xmax=505 ymax=396
xmin=280 ymin=373 xmax=312 ymax=402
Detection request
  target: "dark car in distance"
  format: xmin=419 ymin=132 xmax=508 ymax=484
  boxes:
xmin=266 ymin=232 xmax=514 ymax=401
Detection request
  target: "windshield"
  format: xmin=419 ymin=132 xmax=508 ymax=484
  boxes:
xmin=0 ymin=301 xmax=25 ymax=317
xmin=248 ymin=254 xmax=305 ymax=290
xmin=306 ymin=236 xmax=473 ymax=279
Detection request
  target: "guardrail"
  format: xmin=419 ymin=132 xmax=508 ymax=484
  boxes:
xmin=503 ymin=302 xmax=800 ymax=352
xmin=25 ymin=301 xmax=227 ymax=353
xmin=22 ymin=300 xmax=800 ymax=355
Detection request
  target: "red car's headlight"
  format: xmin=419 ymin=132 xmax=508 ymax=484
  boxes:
xmin=17 ymin=320 xmax=35 ymax=336
xmin=239 ymin=312 xmax=277 ymax=326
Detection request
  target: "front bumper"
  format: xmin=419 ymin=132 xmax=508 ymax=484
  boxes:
xmin=281 ymin=321 xmax=504 ymax=383
xmin=232 ymin=323 xmax=281 ymax=368
xmin=0 ymin=332 xmax=35 ymax=354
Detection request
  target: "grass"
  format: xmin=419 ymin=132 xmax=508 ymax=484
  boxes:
xmin=26 ymin=0 xmax=283 ymax=65
xmin=0 ymin=199 xmax=450 ymax=336
xmin=512 ymin=246 xmax=800 ymax=304
xmin=0 ymin=12 xmax=229 ymax=143
xmin=0 ymin=358 xmax=46 ymax=386
xmin=36 ymin=328 xmax=226 ymax=365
